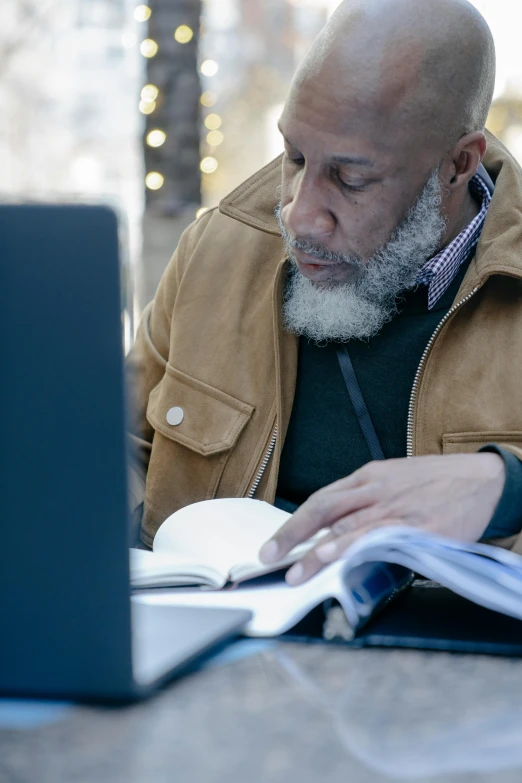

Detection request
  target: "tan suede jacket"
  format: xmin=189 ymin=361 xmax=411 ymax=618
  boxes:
xmin=127 ymin=132 xmax=522 ymax=551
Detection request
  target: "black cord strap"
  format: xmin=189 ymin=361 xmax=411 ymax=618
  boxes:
xmin=336 ymin=346 xmax=385 ymax=462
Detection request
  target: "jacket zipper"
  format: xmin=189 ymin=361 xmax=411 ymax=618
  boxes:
xmin=247 ymin=288 xmax=480 ymax=491
xmin=247 ymin=426 xmax=278 ymax=498
xmin=406 ymin=286 xmax=480 ymax=457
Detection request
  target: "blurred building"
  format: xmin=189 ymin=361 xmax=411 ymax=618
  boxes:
xmin=198 ymin=0 xmax=339 ymax=208
xmin=0 ymin=0 xmax=145 ymax=344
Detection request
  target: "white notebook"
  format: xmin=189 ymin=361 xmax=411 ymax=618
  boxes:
xmin=130 ymin=498 xmax=326 ymax=589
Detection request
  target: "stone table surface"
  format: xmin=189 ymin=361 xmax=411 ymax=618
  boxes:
xmin=1 ymin=640 xmax=522 ymax=783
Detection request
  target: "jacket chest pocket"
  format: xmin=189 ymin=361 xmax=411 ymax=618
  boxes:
xmin=145 ymin=365 xmax=254 ymax=518
xmin=442 ymin=431 xmax=522 ymax=454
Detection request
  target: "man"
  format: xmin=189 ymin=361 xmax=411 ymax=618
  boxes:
xmin=127 ymin=0 xmax=522 ymax=586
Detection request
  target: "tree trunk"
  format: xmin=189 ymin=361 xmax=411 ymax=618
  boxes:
xmin=144 ymin=0 xmax=202 ymax=214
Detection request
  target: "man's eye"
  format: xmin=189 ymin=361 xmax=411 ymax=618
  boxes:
xmin=338 ymin=178 xmax=367 ymax=193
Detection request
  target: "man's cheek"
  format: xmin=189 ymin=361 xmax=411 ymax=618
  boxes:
xmin=339 ymin=214 xmax=390 ymax=261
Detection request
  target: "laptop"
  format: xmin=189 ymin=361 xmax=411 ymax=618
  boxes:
xmin=0 ymin=204 xmax=251 ymax=702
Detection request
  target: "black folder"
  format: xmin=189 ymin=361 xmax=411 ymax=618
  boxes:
xmin=285 ymin=583 xmax=522 ymax=656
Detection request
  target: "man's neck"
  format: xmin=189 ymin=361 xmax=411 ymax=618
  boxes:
xmin=442 ymin=181 xmax=481 ymax=249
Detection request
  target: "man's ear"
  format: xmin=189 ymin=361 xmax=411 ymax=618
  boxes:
xmin=446 ymin=131 xmax=487 ymax=191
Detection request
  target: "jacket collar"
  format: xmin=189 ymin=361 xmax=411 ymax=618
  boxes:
xmin=472 ymin=131 xmax=522 ymax=283
xmin=219 ymin=155 xmax=282 ymax=236
xmin=219 ymin=131 xmax=522 ymax=281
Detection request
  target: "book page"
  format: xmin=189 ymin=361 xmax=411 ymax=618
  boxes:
xmin=152 ymin=498 xmax=293 ymax=580
xmin=229 ymin=529 xmax=329 ymax=582
xmin=132 ymin=559 xmax=359 ymax=636
xmin=129 ymin=549 xmax=224 ymax=588
xmin=341 ymin=525 xmax=522 ymax=621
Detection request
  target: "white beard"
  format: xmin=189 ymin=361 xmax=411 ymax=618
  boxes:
xmin=278 ymin=169 xmax=447 ymax=342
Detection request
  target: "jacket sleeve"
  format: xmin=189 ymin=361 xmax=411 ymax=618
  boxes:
xmin=480 ymin=445 xmax=522 ymax=536
xmin=479 ymin=443 xmax=522 ymax=556
xmin=125 ymin=214 xmax=211 ymax=541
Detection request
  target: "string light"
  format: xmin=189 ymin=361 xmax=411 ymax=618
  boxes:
xmin=174 ymin=25 xmax=194 ymax=44
xmin=200 ymin=157 xmax=218 ymax=174
xmin=146 ymin=172 xmax=164 ymax=190
xmin=206 ymin=130 xmax=224 ymax=146
xmin=200 ymin=60 xmax=219 ymax=77
xmin=146 ymin=129 xmax=167 ymax=147
xmin=200 ymin=91 xmax=217 ymax=107
xmin=140 ymin=39 xmax=158 ymax=58
xmin=196 ymin=207 xmax=209 ymax=219
xmin=204 ymin=113 xmax=222 ymax=130
xmin=139 ymin=100 xmax=156 ymax=114
xmin=141 ymin=84 xmax=159 ymax=102
xmin=134 ymin=5 xmax=151 ymax=21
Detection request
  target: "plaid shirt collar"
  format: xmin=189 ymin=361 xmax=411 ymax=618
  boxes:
xmin=416 ymin=174 xmax=491 ymax=309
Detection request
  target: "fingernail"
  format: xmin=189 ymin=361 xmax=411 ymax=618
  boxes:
xmin=316 ymin=542 xmax=338 ymax=563
xmin=286 ymin=563 xmax=304 ymax=585
xmin=259 ymin=540 xmax=279 ymax=564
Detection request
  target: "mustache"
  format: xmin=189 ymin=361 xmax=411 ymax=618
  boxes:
xmin=274 ymin=203 xmax=363 ymax=266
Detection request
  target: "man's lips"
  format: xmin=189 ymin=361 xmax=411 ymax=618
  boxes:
xmin=291 ymin=249 xmax=362 ymax=283
xmin=294 ymin=257 xmax=342 ymax=282
xmin=292 ymin=250 xmax=339 ymax=269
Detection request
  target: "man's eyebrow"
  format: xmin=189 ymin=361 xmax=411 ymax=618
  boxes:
xmin=331 ymin=154 xmax=375 ymax=168
xmin=277 ymin=125 xmax=375 ymax=168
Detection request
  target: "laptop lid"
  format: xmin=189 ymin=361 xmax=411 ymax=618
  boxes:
xmin=0 ymin=205 xmax=136 ymax=699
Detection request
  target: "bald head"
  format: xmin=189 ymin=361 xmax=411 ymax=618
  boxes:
xmin=293 ymin=0 xmax=495 ymax=150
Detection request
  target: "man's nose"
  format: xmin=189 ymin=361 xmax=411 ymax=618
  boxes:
xmin=282 ymin=175 xmax=335 ymax=239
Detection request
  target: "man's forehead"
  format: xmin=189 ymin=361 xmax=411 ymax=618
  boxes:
xmin=278 ymin=98 xmax=400 ymax=166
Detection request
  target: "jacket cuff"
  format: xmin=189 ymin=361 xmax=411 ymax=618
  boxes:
xmin=479 ymin=444 xmax=522 ymax=540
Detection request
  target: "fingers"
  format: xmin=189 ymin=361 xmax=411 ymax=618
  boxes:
xmin=316 ymin=518 xmax=404 ymax=564
xmin=285 ymin=532 xmax=338 ymax=585
xmin=259 ymin=482 xmax=380 ymax=565
xmin=285 ymin=517 xmax=403 ymax=586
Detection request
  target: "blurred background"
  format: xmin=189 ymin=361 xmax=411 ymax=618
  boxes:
xmin=2 ymin=0 xmax=522 ymax=348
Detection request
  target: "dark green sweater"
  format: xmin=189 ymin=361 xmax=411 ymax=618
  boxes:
xmin=275 ymin=260 xmax=522 ymax=540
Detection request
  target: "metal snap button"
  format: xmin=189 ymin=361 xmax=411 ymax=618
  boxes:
xmin=166 ymin=406 xmax=184 ymax=426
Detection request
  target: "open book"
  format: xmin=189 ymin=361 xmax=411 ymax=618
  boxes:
xmin=130 ymin=498 xmax=326 ymax=589
xmin=132 ymin=499 xmax=522 ymax=639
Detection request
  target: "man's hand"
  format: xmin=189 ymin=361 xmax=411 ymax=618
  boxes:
xmin=259 ymin=454 xmax=506 ymax=585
